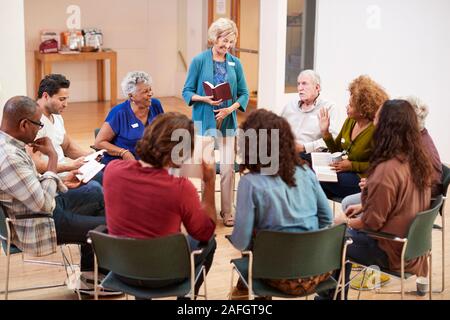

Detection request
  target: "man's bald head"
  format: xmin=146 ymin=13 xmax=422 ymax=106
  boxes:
xmin=2 ymin=96 xmax=38 ymax=128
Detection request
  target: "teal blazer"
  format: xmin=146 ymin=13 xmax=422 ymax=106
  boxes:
xmin=182 ymin=49 xmax=249 ymax=136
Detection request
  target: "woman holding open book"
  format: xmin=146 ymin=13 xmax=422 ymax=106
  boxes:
xmin=182 ymin=18 xmax=249 ymax=227
xmin=318 ymin=75 xmax=389 ymax=199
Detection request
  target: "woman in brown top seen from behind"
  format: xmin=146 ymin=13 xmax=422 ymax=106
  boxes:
xmin=318 ymin=99 xmax=433 ymax=300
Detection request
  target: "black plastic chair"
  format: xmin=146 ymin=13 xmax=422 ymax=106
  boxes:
xmin=88 ymin=229 xmax=208 ymax=300
xmin=229 ymin=224 xmax=352 ymax=300
xmin=349 ymin=195 xmax=443 ymax=300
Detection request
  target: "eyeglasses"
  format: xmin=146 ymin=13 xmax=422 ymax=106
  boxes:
xmin=25 ymin=118 xmax=44 ymax=129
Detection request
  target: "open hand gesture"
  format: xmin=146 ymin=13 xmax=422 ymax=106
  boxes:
xmin=318 ymin=107 xmax=330 ymax=135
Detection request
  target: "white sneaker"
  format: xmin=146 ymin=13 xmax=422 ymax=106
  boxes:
xmin=76 ymin=273 xmax=123 ymax=296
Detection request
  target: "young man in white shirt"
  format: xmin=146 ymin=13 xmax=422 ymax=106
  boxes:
xmin=281 ymin=70 xmax=340 ymax=162
xmin=30 ymin=74 xmax=97 ymax=177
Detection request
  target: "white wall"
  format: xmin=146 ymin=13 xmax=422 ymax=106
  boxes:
xmin=175 ymin=0 xmax=207 ymax=98
xmin=0 ymin=0 xmax=27 ymax=120
xmin=315 ymin=0 xmax=450 ymax=163
xmin=258 ymin=0 xmax=450 ymax=163
xmin=258 ymin=0 xmax=288 ymax=114
xmin=24 ymin=0 xmax=179 ymax=101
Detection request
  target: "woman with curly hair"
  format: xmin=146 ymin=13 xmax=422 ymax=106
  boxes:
xmin=319 ymin=99 xmax=433 ymax=300
xmin=318 ymin=75 xmax=389 ymax=198
xmin=103 ymin=112 xmax=217 ymax=298
xmin=229 ymin=109 xmax=333 ymax=297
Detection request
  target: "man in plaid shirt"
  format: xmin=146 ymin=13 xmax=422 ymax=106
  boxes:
xmin=0 ymin=96 xmax=110 ymax=295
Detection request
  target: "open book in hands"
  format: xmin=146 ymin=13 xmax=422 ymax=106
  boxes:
xmin=203 ymin=81 xmax=232 ymax=101
xmin=311 ymin=152 xmax=339 ymax=182
xmin=75 ymin=150 xmax=106 ymax=183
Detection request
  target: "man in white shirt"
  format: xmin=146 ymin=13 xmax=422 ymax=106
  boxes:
xmin=281 ymin=70 xmax=340 ymax=161
xmin=29 ymin=74 xmax=96 ymax=176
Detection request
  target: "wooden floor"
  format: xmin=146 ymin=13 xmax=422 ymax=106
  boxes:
xmin=1 ymin=98 xmax=449 ymax=300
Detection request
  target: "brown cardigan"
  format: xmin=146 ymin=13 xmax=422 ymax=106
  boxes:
xmin=361 ymin=157 xmax=431 ymax=276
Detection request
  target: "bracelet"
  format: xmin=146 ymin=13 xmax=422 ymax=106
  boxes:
xmin=119 ymin=149 xmax=130 ymax=157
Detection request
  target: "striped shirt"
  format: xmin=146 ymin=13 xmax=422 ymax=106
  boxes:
xmin=0 ymin=131 xmax=67 ymax=256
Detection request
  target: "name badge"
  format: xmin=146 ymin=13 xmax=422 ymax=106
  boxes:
xmin=228 ymin=61 xmax=236 ymax=67
xmin=131 ymin=123 xmax=139 ymax=129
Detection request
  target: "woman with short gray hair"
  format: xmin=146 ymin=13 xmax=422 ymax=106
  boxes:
xmin=95 ymin=71 xmax=164 ymax=165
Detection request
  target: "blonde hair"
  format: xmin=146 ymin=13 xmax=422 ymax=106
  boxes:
xmin=207 ymin=18 xmax=238 ymax=45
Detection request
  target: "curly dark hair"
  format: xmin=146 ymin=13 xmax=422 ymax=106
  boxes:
xmin=349 ymin=75 xmax=389 ymax=121
xmin=37 ymin=74 xmax=70 ymax=98
xmin=135 ymin=112 xmax=194 ymax=168
xmin=368 ymin=100 xmax=432 ymax=191
xmin=238 ymin=109 xmax=303 ymax=187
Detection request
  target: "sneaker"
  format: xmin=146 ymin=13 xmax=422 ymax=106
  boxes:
xmin=350 ymin=270 xmax=390 ymax=291
xmin=76 ymin=273 xmax=123 ymax=296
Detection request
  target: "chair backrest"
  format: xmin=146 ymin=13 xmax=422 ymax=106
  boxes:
xmin=404 ymin=195 xmax=443 ymax=261
xmin=252 ymin=224 xmax=347 ymax=279
xmin=88 ymin=231 xmax=192 ymax=281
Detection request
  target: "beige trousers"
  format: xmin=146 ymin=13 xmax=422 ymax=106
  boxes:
xmin=197 ymin=135 xmax=236 ymax=216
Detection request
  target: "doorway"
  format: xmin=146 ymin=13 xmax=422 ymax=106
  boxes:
xmin=208 ymin=0 xmax=260 ymax=110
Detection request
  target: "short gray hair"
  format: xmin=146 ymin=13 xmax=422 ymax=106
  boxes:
xmin=208 ymin=18 xmax=238 ymax=45
xmin=298 ymin=70 xmax=321 ymax=87
xmin=121 ymin=71 xmax=152 ymax=97
xmin=401 ymin=95 xmax=429 ymax=131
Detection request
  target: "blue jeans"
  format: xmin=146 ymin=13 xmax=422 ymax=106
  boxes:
xmin=53 ymin=180 xmax=105 ymax=271
xmin=319 ymin=229 xmax=390 ymax=299
xmin=320 ymin=172 xmax=361 ymax=199
xmin=91 ymin=170 xmax=103 ymax=186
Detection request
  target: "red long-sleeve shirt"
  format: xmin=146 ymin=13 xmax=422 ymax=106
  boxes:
xmin=104 ymin=160 xmax=215 ymax=242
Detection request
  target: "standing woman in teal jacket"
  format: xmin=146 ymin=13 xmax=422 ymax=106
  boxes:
xmin=182 ymin=18 xmax=249 ymax=227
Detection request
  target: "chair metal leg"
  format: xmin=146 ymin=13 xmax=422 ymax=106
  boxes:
xmin=332 ymin=269 xmax=343 ymax=300
xmin=401 ymin=265 xmax=405 ymax=300
xmin=5 ymin=240 xmax=11 ymax=300
xmin=229 ymin=265 xmax=235 ymax=300
xmin=429 ymin=253 xmax=433 ymax=300
xmin=357 ymin=269 xmax=368 ymax=300
xmin=441 ymin=212 xmax=445 ymax=292
xmin=202 ymin=267 xmax=208 ymax=300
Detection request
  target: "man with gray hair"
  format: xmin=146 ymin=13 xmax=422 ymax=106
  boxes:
xmin=281 ymin=70 xmax=340 ymax=161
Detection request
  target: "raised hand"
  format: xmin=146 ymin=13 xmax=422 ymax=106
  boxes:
xmin=318 ymin=107 xmax=330 ymax=135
